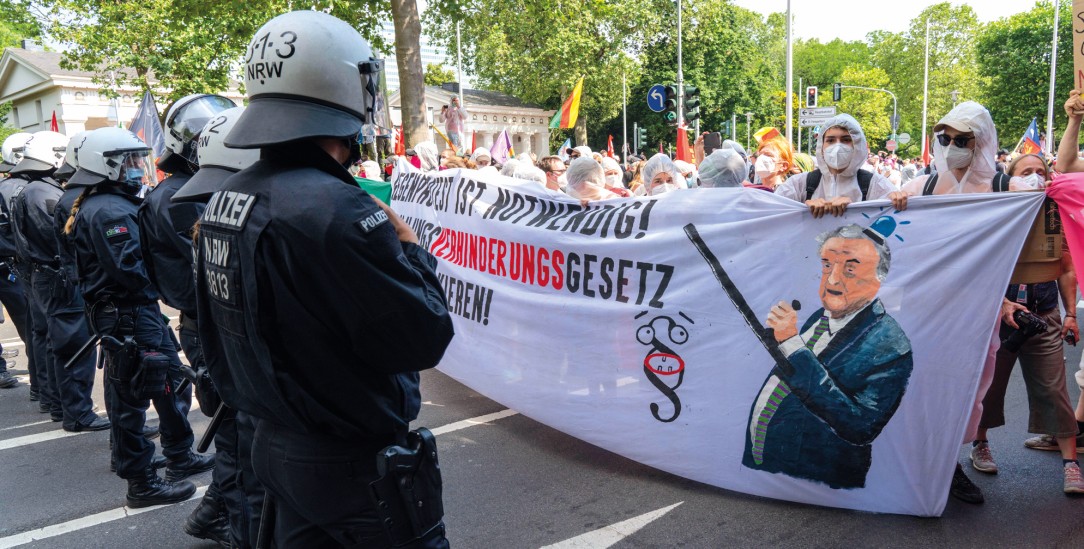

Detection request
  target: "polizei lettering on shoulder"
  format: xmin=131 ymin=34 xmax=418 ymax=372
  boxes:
xmin=202 ymin=191 xmax=256 ymax=230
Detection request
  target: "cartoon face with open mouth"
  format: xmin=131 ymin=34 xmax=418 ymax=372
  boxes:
xmin=636 ymin=312 xmax=693 ymax=423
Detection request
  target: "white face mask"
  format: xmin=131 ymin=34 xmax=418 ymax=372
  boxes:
xmin=1009 ymin=173 xmax=1045 ymax=191
xmin=606 ymin=174 xmax=622 ymax=188
xmin=557 ymin=174 xmax=568 ymax=187
xmin=754 ymin=155 xmax=777 ymax=179
xmin=944 ymin=145 xmax=974 ymax=170
xmin=823 ymin=143 xmax=854 ymax=171
xmin=650 ymin=183 xmax=679 ymax=195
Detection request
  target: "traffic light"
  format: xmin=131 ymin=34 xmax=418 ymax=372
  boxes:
xmin=683 ymin=85 xmax=701 ymax=122
xmin=637 ymin=125 xmax=648 ymax=151
xmin=806 ymin=86 xmax=818 ymax=108
xmin=664 ymin=84 xmax=679 ymax=124
xmin=833 ymin=82 xmax=842 ymax=102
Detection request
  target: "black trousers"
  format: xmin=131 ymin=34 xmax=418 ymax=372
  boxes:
xmin=38 ymin=270 xmax=97 ymax=427
xmin=251 ymin=419 xmax=448 ymax=548
xmin=0 ymin=267 xmax=29 ymax=375
xmin=235 ymin=412 xmax=265 ymax=546
xmin=100 ymin=304 xmax=195 ymax=478
xmin=27 ymin=270 xmax=58 ymax=413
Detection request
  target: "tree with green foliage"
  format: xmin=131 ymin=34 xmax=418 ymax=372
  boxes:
xmin=0 ymin=0 xmax=43 ymax=48
xmin=35 ymin=1 xmax=392 ymax=103
xmin=426 ymin=0 xmax=660 ymax=149
xmin=976 ymin=0 xmax=1070 ymax=149
xmin=424 ymin=63 xmax=456 ymax=87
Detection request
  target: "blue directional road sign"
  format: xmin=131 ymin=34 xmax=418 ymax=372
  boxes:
xmin=647 ymin=84 xmax=667 ymax=113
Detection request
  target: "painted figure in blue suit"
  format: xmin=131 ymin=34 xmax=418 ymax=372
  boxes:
xmin=744 ymin=223 xmax=913 ymax=489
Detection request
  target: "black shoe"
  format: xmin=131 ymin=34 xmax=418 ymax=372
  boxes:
xmin=951 ymin=463 xmax=984 ymax=504
xmin=28 ymin=388 xmax=39 ymax=401
xmin=126 ymin=469 xmax=196 ymax=508
xmin=143 ymin=424 xmax=160 ymax=440
xmin=38 ymin=402 xmax=51 ymax=414
xmin=0 ymin=371 xmax=17 ymax=389
xmin=184 ymin=493 xmax=231 ymax=547
xmin=50 ymin=412 xmax=64 ymax=422
xmin=165 ymin=451 xmax=215 ymax=482
xmin=65 ymin=416 xmax=111 ymax=432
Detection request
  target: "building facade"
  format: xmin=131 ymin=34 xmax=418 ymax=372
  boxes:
xmin=0 ymin=47 xmax=244 ymax=135
xmin=389 ymin=84 xmax=555 ymax=157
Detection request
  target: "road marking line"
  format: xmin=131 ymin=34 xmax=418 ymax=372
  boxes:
xmin=0 ymin=340 xmax=25 ymax=348
xmin=0 ymin=486 xmax=208 ymax=549
xmin=429 ymin=409 xmax=519 ymax=435
xmin=0 ymin=402 xmax=201 ymax=451
xmin=540 ymin=502 xmax=683 ymax=549
xmin=0 ymin=409 xmax=518 ymax=547
xmin=0 ymin=420 xmax=52 ymax=432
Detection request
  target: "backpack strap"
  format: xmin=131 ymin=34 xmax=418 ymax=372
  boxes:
xmin=922 ymin=173 xmax=939 ymax=196
xmin=991 ymin=172 xmax=1010 ymax=192
xmin=805 ymin=170 xmax=822 ymax=201
xmin=856 ymin=170 xmax=873 ymax=201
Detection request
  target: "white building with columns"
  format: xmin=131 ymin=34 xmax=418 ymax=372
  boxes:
xmin=0 ymin=47 xmax=244 ymax=135
xmin=389 ymin=84 xmax=555 ymax=157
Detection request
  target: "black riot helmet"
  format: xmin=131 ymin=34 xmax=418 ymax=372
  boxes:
xmin=158 ymin=94 xmax=237 ymax=174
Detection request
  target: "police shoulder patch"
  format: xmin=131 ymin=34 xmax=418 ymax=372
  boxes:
xmin=356 ymin=209 xmax=389 ymax=234
xmin=103 ymin=217 xmax=131 ymax=243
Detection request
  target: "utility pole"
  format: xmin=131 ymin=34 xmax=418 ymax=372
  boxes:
xmin=1046 ymin=1 xmax=1061 ymax=155
xmin=732 ymin=113 xmax=737 ymax=141
xmin=745 ymin=112 xmax=754 ymax=151
xmin=676 ymin=0 xmax=685 ymax=128
xmin=797 ymin=76 xmax=802 ymax=150
xmin=921 ymin=19 xmax=930 ymax=158
xmin=622 ymin=71 xmax=628 ymax=166
xmin=456 ymin=20 xmax=464 ymax=111
xmin=785 ymin=0 xmax=793 ymax=143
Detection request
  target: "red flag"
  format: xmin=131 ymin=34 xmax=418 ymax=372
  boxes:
xmin=606 ymin=135 xmax=614 ymax=158
xmin=50 ymin=111 xmax=58 ymax=132
xmin=471 ymin=131 xmax=476 ymax=154
xmin=394 ymin=127 xmax=405 ymax=156
xmin=922 ymin=137 xmax=930 ymax=166
xmin=659 ymin=141 xmax=664 ymax=154
xmin=676 ymin=127 xmax=691 ymax=162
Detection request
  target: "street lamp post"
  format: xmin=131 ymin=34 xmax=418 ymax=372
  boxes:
xmin=745 ymin=112 xmax=755 ymax=151
xmin=921 ymin=19 xmax=931 ymax=159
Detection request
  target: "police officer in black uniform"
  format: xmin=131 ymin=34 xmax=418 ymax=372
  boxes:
xmin=195 ymin=11 xmax=454 ymax=547
xmin=64 ymin=127 xmax=213 ymax=507
xmin=9 ymin=131 xmax=70 ymax=421
xmin=0 ymin=132 xmax=33 ymax=390
xmin=174 ymin=105 xmax=262 ymax=548
xmin=11 ymin=131 xmax=110 ymax=431
xmin=139 ymin=94 xmax=235 ymax=545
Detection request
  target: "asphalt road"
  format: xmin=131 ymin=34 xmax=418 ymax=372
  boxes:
xmin=2 ymin=304 xmax=1084 ymax=548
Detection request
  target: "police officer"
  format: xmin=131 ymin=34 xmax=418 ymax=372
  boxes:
xmin=11 ymin=131 xmax=110 ymax=431
xmin=174 ymin=106 xmax=261 ymax=548
xmin=9 ymin=131 xmax=69 ymax=421
xmin=64 ymin=127 xmax=212 ymax=507
xmin=0 ymin=132 xmax=33 ymax=390
xmin=139 ymin=94 xmax=235 ymax=546
xmin=195 ymin=11 xmax=454 ymax=547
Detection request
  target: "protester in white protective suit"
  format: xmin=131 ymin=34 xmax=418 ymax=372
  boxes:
xmin=775 ymin=113 xmax=907 ymax=217
xmin=470 ymin=147 xmax=492 ymax=167
xmin=413 ymin=141 xmax=440 ymax=172
xmin=641 ymin=153 xmax=684 ymax=196
xmin=902 ymin=102 xmax=1005 ymax=196
xmin=499 ymin=159 xmax=521 ymax=177
xmin=564 ymin=156 xmax=618 ymax=201
xmin=698 ymin=149 xmax=748 ymax=188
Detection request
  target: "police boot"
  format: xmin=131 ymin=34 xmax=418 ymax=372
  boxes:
xmin=183 ymin=492 xmax=231 ymax=547
xmin=126 ymin=468 xmax=196 ymax=508
xmin=165 ymin=450 xmax=215 ymax=482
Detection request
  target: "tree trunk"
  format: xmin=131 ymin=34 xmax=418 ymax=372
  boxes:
xmin=391 ymin=0 xmax=428 ymax=148
xmin=574 ymin=113 xmax=587 ymax=146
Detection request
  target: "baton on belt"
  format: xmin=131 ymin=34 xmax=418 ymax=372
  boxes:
xmin=196 ymin=402 xmax=233 ymax=453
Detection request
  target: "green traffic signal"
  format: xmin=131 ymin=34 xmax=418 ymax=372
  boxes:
xmin=665 ymin=111 xmax=677 ymax=122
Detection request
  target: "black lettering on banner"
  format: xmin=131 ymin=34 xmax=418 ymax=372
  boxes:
xmin=436 ymin=272 xmax=494 ymax=325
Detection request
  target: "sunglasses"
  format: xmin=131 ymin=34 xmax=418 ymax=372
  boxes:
xmin=936 ymin=133 xmax=975 ymax=148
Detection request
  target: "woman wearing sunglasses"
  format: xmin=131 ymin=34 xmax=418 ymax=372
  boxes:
xmin=901 ymin=102 xmax=1009 ymax=196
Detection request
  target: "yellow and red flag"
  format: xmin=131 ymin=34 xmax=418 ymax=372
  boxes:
xmin=549 ymin=76 xmax=584 ymax=130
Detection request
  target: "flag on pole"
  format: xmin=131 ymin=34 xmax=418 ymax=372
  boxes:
xmin=394 ymin=127 xmax=406 ymax=156
xmin=1020 ymin=118 xmax=1042 ymax=155
xmin=491 ymin=129 xmax=515 ymax=165
xmin=676 ymin=127 xmax=691 ymax=162
xmin=606 ymin=135 xmax=615 ymax=158
xmin=470 ymin=131 xmax=476 ymax=155
xmin=549 ymin=76 xmax=584 ymax=130
xmin=557 ymin=138 xmax=572 ymax=162
xmin=922 ymin=137 xmax=931 ymax=167
xmin=431 ymin=124 xmax=456 ymax=153
xmin=127 ymin=91 xmax=165 ymax=159
xmin=50 ymin=111 xmax=58 ymax=132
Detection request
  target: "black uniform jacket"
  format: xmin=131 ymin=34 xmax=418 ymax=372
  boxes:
xmin=0 ymin=175 xmax=29 ymax=260
xmin=11 ymin=177 xmax=62 ymax=268
xmin=195 ymin=142 xmax=454 ymax=439
xmin=70 ymin=188 xmax=159 ymax=306
xmin=139 ymin=173 xmax=203 ymax=317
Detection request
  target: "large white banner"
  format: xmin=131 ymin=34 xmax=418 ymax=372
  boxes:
xmin=391 ymin=163 xmax=1044 ymax=517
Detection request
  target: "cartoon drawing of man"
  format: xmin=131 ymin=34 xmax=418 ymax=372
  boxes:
xmin=743 ymin=223 xmax=914 ymax=489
